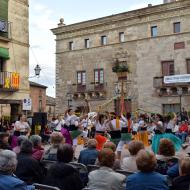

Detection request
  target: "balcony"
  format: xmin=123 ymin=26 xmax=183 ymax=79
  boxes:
xmin=0 ymin=71 xmax=20 ymax=92
xmin=0 ymin=19 xmax=11 ymax=41
xmin=68 ymin=83 xmax=107 ymax=100
xmin=153 ymin=76 xmax=190 ymax=96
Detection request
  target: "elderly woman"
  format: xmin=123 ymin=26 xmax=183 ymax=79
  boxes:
xmin=126 ymin=150 xmax=169 ymax=190
xmin=30 ymin=135 xmax=44 ymax=161
xmin=13 ymin=135 xmax=28 ymax=154
xmin=88 ymin=148 xmax=126 ymax=190
xmin=15 ymin=139 xmax=43 ymax=185
xmin=156 ymin=138 xmax=178 ymax=175
xmin=0 ymin=150 xmax=33 ymax=190
xmin=44 ymin=144 xmax=83 ymax=190
xmin=122 ymin=140 xmax=144 ymax=172
xmin=42 ymin=132 xmax=64 ymax=161
xmin=78 ymin=139 xmax=98 ymax=166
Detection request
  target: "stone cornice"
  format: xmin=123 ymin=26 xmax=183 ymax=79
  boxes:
xmin=51 ymin=0 xmax=190 ymax=35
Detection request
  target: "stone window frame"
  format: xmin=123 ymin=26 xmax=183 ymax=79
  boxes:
xmin=186 ymin=59 xmax=190 ymax=74
xmin=101 ymin=35 xmax=107 ymax=45
xmin=161 ymin=60 xmax=175 ymax=76
xmin=119 ymin=32 xmax=125 ymax=42
xmin=84 ymin=38 xmax=90 ymax=49
xmin=151 ymin=26 xmax=158 ymax=37
xmin=69 ymin=41 xmax=74 ymax=50
xmin=173 ymin=22 xmax=181 ymax=34
xmin=94 ymin=68 xmax=104 ymax=84
xmin=77 ymin=71 xmax=86 ymax=85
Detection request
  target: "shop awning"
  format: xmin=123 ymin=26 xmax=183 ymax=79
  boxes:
xmin=0 ymin=47 xmax=9 ymax=59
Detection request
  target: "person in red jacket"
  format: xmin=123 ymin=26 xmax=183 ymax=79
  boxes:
xmin=176 ymin=121 xmax=189 ymax=143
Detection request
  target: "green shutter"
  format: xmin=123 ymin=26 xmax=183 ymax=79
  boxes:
xmin=0 ymin=0 xmax=8 ymax=20
xmin=0 ymin=47 xmax=9 ymax=59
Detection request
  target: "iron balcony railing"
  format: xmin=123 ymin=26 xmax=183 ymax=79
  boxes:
xmin=0 ymin=71 xmax=20 ymax=91
xmin=69 ymin=83 xmax=106 ymax=94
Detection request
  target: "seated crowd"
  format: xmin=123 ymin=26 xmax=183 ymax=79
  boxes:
xmin=0 ymin=131 xmax=190 ymax=190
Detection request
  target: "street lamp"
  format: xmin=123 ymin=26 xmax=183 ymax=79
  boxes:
xmin=34 ymin=64 xmax=41 ymax=77
xmin=177 ymin=87 xmax=182 ymax=120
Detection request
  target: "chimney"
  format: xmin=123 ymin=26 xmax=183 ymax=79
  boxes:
xmin=148 ymin=4 xmax=152 ymax=7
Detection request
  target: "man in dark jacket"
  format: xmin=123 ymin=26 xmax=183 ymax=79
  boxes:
xmin=15 ymin=139 xmax=44 ymax=185
xmin=172 ymin=157 xmax=190 ymax=190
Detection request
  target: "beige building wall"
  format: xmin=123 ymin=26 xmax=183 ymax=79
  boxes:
xmin=0 ymin=0 xmax=29 ymax=109
xmin=52 ymin=0 xmax=190 ymax=115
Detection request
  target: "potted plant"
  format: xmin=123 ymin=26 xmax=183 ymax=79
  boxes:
xmin=112 ymin=63 xmax=130 ymax=79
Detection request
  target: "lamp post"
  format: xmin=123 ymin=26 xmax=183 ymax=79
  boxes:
xmin=29 ymin=64 xmax=41 ymax=78
xmin=34 ymin=64 xmax=41 ymax=77
xmin=177 ymin=87 xmax=182 ymax=120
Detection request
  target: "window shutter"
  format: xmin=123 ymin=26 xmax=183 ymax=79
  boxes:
xmin=0 ymin=0 xmax=8 ymax=20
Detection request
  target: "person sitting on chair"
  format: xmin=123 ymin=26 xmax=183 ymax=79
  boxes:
xmin=88 ymin=148 xmax=126 ymax=190
xmin=78 ymin=139 xmax=98 ymax=166
xmin=44 ymin=144 xmax=83 ymax=190
xmin=126 ymin=150 xmax=169 ymax=190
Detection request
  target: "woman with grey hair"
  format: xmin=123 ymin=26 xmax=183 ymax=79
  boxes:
xmin=30 ymin=135 xmax=44 ymax=161
xmin=13 ymin=135 xmax=28 ymax=154
xmin=0 ymin=150 xmax=34 ymax=190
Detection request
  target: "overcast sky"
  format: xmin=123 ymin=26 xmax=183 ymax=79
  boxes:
xmin=29 ymin=0 xmax=163 ymax=97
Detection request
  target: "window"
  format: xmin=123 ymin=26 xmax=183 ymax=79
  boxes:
xmin=85 ymin=39 xmax=90 ymax=48
xmin=39 ymin=100 xmax=42 ymax=112
xmin=151 ymin=26 xmax=158 ymax=37
xmin=119 ymin=32 xmax=125 ymax=42
xmin=162 ymin=61 xmax=174 ymax=76
xmin=101 ymin=36 xmax=107 ymax=45
xmin=187 ymin=59 xmax=190 ymax=74
xmin=173 ymin=22 xmax=180 ymax=33
xmin=163 ymin=104 xmax=180 ymax=115
xmin=77 ymin=71 xmax=86 ymax=85
xmin=69 ymin=41 xmax=74 ymax=50
xmin=94 ymin=69 xmax=104 ymax=84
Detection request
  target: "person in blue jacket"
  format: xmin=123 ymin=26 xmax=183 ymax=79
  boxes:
xmin=0 ymin=150 xmax=34 ymax=190
xmin=126 ymin=149 xmax=169 ymax=190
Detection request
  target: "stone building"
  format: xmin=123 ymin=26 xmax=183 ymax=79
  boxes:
xmin=0 ymin=0 xmax=30 ymax=120
xmin=52 ymin=0 xmax=190 ymax=115
xmin=46 ymin=95 xmax=56 ymax=117
xmin=29 ymin=82 xmax=47 ymax=114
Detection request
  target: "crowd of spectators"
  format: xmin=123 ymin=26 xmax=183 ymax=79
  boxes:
xmin=0 ymin=130 xmax=190 ymax=190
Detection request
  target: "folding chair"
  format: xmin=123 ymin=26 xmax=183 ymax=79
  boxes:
xmin=33 ymin=183 xmax=60 ymax=190
xmin=115 ymin=169 xmax=134 ymax=177
xmin=69 ymin=162 xmax=88 ymax=186
xmin=87 ymin=164 xmax=100 ymax=173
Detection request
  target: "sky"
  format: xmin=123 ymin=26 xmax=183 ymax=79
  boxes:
xmin=29 ymin=0 xmax=163 ymax=97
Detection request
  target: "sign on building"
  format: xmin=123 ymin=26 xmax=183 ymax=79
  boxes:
xmin=164 ymin=74 xmax=190 ymax=84
xmin=23 ymin=98 xmax=32 ymax=111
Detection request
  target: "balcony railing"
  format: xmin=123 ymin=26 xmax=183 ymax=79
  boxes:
xmin=0 ymin=19 xmax=11 ymax=40
xmin=0 ymin=71 xmax=20 ymax=91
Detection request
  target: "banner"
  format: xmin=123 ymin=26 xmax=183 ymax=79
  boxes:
xmin=164 ymin=74 xmax=190 ymax=84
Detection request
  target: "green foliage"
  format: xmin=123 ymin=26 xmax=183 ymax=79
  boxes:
xmin=112 ymin=64 xmax=129 ymax=73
